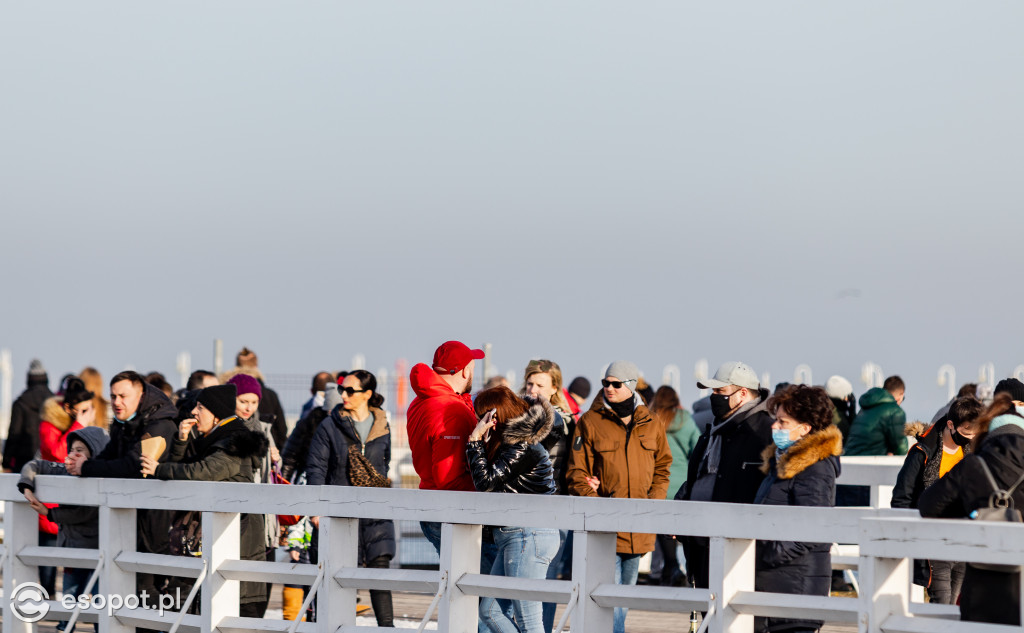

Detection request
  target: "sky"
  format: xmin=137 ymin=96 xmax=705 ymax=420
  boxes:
xmin=2 ymin=2 xmax=1023 ymax=422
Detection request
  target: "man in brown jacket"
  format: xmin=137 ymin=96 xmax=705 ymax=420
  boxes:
xmin=567 ymin=360 xmax=672 ymax=633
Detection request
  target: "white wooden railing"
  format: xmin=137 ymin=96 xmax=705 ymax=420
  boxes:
xmin=2 ymin=456 xmax=1022 ymax=633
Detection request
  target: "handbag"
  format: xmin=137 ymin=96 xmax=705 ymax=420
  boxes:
xmin=347 ymin=444 xmax=391 ymax=488
xmin=968 ymin=458 xmax=1024 ymax=572
xmin=270 ymin=469 xmax=303 ymax=526
xmin=168 ymin=510 xmax=202 ymax=557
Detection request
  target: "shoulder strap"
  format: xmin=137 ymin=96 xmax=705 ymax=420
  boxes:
xmin=976 ymin=457 xmax=1024 ymax=499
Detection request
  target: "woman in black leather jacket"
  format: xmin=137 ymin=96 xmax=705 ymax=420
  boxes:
xmin=466 ymin=386 xmax=558 ymax=633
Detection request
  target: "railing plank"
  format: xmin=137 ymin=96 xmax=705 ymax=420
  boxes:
xmin=881 ymin=614 xmax=1021 ymax=633
xmin=115 ymin=551 xmax=205 ymax=578
xmin=4 ymin=501 xmax=38 ymax=633
xmin=571 ymin=530 xmax=616 ymax=633
xmin=438 ymin=523 xmax=481 ymax=633
xmin=318 ymin=517 xmax=359 ymax=633
xmin=456 ymin=574 xmax=570 ymax=603
xmin=590 ymin=584 xmax=710 ymax=613
xmin=202 ymin=512 xmax=239 ymax=633
xmin=113 ymin=607 xmax=201 ymax=633
xmin=730 ymin=591 xmax=859 ymax=622
xmin=218 ymin=615 xmax=316 ymax=633
xmin=334 ymin=567 xmax=439 ymax=593
xmin=17 ymin=545 xmax=98 ymax=569
xmin=100 ymin=506 xmax=137 ymax=633
xmin=861 ymin=517 xmax=1024 ymax=566
xmin=218 ymin=559 xmax=319 ymax=585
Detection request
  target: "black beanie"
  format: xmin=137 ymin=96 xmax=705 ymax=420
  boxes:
xmin=568 ymin=377 xmax=592 ymax=400
xmin=197 ymin=384 xmax=237 ymax=419
xmin=994 ymin=378 xmax=1024 ymax=402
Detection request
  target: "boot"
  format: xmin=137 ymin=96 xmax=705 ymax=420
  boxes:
xmin=282 ymin=586 xmax=306 ymax=621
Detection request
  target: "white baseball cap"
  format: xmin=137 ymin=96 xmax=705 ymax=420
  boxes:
xmin=697 ymin=361 xmax=760 ymax=390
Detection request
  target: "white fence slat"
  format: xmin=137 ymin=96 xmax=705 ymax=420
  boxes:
xmin=438 ymin=523 xmax=481 ymax=633
xmin=318 ymin=517 xmax=359 ymax=633
xmin=880 ymin=614 xmax=1022 ymax=633
xmin=861 ymin=553 xmax=910 ymax=633
xmin=333 ymin=567 xmax=439 ymax=593
xmin=16 ymin=545 xmax=99 ymax=569
xmin=709 ymin=537 xmax=756 ymax=633
xmin=861 ymin=517 xmax=1024 ymax=566
xmin=217 ymin=559 xmax=319 ymax=585
xmin=100 ymin=506 xmax=136 ymax=633
xmin=570 ymin=530 xmax=616 ymax=633
xmin=114 ymin=551 xmax=205 ymax=578
xmin=112 ymin=608 xmax=202 ymax=633
xmin=4 ymin=501 xmax=39 ymax=633
xmin=729 ymin=590 xmax=859 ymax=622
xmin=590 ymin=583 xmax=711 ymax=613
xmin=456 ymin=573 xmax=571 ymax=602
xmin=202 ymin=511 xmax=239 ymax=633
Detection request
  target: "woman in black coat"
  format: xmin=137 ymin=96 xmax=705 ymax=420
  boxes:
xmin=140 ymin=384 xmax=268 ymax=616
xmin=754 ymin=385 xmax=842 ymax=633
xmin=305 ymin=370 xmax=395 ymax=627
xmin=918 ymin=393 xmax=1024 ymax=626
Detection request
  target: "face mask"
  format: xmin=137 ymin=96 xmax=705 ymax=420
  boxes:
xmin=709 ymin=392 xmax=735 ymax=419
xmin=949 ymin=425 xmax=971 ymax=448
xmin=772 ymin=428 xmax=796 ymax=451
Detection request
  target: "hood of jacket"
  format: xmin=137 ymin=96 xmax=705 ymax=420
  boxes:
xmin=859 ymin=387 xmax=896 ymax=410
xmin=67 ymin=426 xmax=110 ymax=459
xmin=409 ymin=363 xmax=464 ymax=400
xmin=501 ymin=396 xmax=554 ymax=445
xmin=41 ymin=396 xmax=74 ymax=432
xmin=329 ymin=406 xmax=390 ymax=445
xmin=761 ymin=425 xmax=843 ymax=479
xmin=125 ymin=383 xmax=179 ymax=427
xmin=198 ymin=417 xmax=269 ymax=459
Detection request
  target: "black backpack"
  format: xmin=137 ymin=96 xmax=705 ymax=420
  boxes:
xmin=968 ymin=458 xmax=1024 ymax=572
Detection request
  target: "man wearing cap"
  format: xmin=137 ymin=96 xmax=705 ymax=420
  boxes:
xmin=678 ymin=361 xmax=773 ymax=589
xmin=567 ymin=361 xmax=672 ymax=633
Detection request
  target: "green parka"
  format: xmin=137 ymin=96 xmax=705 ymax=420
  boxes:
xmin=843 ymin=388 xmax=908 ymax=456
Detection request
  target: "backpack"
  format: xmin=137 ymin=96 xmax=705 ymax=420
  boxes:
xmin=968 ymin=458 xmax=1024 ymax=572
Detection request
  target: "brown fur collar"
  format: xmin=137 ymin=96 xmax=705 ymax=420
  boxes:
xmin=502 ymin=396 xmax=554 ymax=444
xmin=365 ymin=408 xmax=390 ymax=445
xmin=760 ymin=425 xmax=843 ymax=479
xmin=41 ymin=396 xmax=73 ymax=432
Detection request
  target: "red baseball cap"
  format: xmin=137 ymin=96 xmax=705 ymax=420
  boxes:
xmin=432 ymin=341 xmax=485 ymax=375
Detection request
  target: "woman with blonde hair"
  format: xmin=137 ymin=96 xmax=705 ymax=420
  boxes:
xmin=79 ymin=367 xmax=110 ymax=430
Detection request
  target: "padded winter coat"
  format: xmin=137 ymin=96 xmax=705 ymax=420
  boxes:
xmin=843 ymin=388 xmax=908 ymax=456
xmin=35 ymin=396 xmax=83 ymax=535
xmin=406 ymin=364 xmax=478 ymax=491
xmin=466 ymin=396 xmax=556 ymax=496
xmin=753 ymin=425 xmax=842 ymax=633
xmin=306 ymin=406 xmax=396 ymax=563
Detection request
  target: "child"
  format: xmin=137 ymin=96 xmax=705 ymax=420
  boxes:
xmin=19 ymin=426 xmax=109 ymax=632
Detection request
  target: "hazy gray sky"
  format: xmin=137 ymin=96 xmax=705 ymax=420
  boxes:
xmin=2 ymin=2 xmax=1022 ymax=420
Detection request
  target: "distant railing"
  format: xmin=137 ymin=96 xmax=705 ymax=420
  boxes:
xmin=3 ymin=455 xmax=1019 ymax=633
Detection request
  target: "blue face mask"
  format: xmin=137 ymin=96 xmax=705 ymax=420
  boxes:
xmin=772 ymin=428 xmax=796 ymax=451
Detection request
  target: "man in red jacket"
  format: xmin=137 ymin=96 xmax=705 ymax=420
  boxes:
xmin=407 ymin=341 xmax=484 ymax=553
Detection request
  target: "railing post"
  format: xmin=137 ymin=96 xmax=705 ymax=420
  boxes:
xmin=870 ymin=485 xmax=893 ymax=509
xmin=438 ymin=523 xmax=481 ymax=633
xmin=3 ymin=501 xmax=37 ymax=633
xmin=317 ymin=517 xmax=359 ymax=632
xmin=709 ymin=536 xmax=756 ymax=633
xmin=859 ymin=553 xmax=909 ymax=633
xmin=202 ymin=512 xmax=239 ymax=633
xmin=570 ymin=530 xmax=616 ymax=633
xmin=100 ymin=506 xmax=137 ymax=633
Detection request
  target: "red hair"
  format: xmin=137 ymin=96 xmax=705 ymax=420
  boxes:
xmin=474 ymin=386 xmax=530 ymax=459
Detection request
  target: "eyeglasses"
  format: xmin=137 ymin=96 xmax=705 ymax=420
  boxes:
xmin=601 ymin=379 xmax=636 ymax=389
xmin=340 ymin=387 xmax=367 ymax=396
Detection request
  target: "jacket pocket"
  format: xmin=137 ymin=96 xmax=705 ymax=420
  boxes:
xmin=638 ymin=433 xmax=659 ymax=451
xmin=593 ymin=438 xmax=620 ymax=453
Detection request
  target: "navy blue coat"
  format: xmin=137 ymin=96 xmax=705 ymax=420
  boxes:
xmin=753 ymin=426 xmax=842 ymax=633
xmin=306 ymin=406 xmax=396 ymax=562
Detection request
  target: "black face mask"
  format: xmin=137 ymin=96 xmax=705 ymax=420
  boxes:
xmin=949 ymin=425 xmax=971 ymax=447
xmin=709 ymin=392 xmax=735 ymax=419
xmin=606 ymin=395 xmax=636 ymax=419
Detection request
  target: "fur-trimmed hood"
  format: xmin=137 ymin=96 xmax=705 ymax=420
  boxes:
xmin=905 ymin=421 xmax=926 ymax=438
xmin=219 ymin=366 xmax=266 ymax=384
xmin=501 ymin=395 xmax=554 ymax=445
xmin=760 ymin=425 xmax=843 ymax=479
xmin=41 ymin=396 xmax=74 ymax=432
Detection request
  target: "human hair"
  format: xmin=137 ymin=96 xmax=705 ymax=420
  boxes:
xmin=484 ymin=375 xmax=509 ymax=390
xmin=236 ymin=347 xmax=258 ymax=368
xmin=349 ymin=370 xmax=384 ymax=409
xmin=80 ymin=367 xmax=110 ymax=430
xmin=63 ymin=377 xmax=94 ymax=408
xmin=521 ymin=359 xmax=571 ymax=411
xmin=883 ymin=375 xmax=905 ymax=394
xmin=970 ymin=393 xmax=1021 ymax=450
xmin=474 ymin=386 xmax=531 ymax=458
xmin=957 ymin=383 xmax=979 ymax=399
xmin=187 ymin=370 xmax=217 ymax=391
xmin=767 ymin=384 xmax=835 ymax=432
xmin=146 ymin=372 xmax=173 ymax=396
xmin=311 ymin=371 xmax=332 ymax=393
xmin=110 ymin=370 xmax=145 ymax=389
xmin=947 ymin=396 xmax=983 ymax=429
xmin=650 ymin=385 xmax=681 ymax=429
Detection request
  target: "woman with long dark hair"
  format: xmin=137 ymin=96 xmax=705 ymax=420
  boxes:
xmin=306 ymin=370 xmax=395 ymax=627
xmin=468 ymin=386 xmax=558 ymax=633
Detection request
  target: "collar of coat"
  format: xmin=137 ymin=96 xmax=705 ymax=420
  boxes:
xmin=585 ymin=392 xmax=653 ymax=427
xmin=760 ymin=425 xmax=842 ymax=479
xmin=331 ymin=406 xmax=390 ymax=445
xmin=501 ymin=395 xmax=554 ymax=444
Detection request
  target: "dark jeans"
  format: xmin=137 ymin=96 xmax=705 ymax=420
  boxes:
xmin=656 ymin=533 xmax=684 ymax=585
xmin=57 ymin=569 xmax=98 ymax=632
xmin=39 ymin=531 xmax=57 ymax=596
xmin=367 ymin=555 xmax=394 ymax=626
xmin=928 ymin=560 xmax=966 ymax=605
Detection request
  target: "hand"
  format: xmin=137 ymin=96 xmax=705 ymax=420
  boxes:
xmin=179 ymin=418 xmax=197 ymax=442
xmin=270 ymin=446 xmax=281 ymax=464
xmin=469 ymin=409 xmax=496 ymax=442
xmin=23 ymin=489 xmax=49 ymax=516
xmin=65 ymin=452 xmax=86 ymax=476
xmin=310 ymin=516 xmax=320 ymax=529
xmin=584 ymin=476 xmax=601 ymax=493
xmin=140 ymin=455 xmax=158 ymax=477
xmin=290 ymin=550 xmax=300 ymax=562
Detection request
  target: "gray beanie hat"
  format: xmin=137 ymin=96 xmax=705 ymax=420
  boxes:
xmin=605 ymin=361 xmax=640 ymax=392
xmin=28 ymin=359 xmax=46 ymax=377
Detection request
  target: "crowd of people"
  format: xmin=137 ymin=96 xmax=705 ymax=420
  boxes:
xmin=4 ymin=343 xmax=1024 ymax=632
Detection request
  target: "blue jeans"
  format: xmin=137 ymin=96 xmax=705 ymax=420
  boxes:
xmin=614 ymin=553 xmax=641 ymax=633
xmin=480 ymin=527 xmax=559 ymax=633
xmin=420 ymin=521 xmax=502 ymax=633
xmin=541 ymin=529 xmax=570 ymax=633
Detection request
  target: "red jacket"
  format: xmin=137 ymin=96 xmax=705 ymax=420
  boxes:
xmin=406 ymin=363 xmax=477 ymax=492
xmin=37 ymin=397 xmax=83 ymax=535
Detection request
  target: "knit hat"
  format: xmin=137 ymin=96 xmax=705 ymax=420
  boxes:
xmin=227 ymin=373 xmax=262 ymax=399
xmin=28 ymin=359 xmax=46 ymax=377
xmin=605 ymin=361 xmax=641 ymax=392
xmin=995 ymin=378 xmax=1024 ymax=402
xmin=825 ymin=375 xmax=854 ymax=400
xmin=568 ymin=377 xmax=591 ymax=400
xmin=197 ymin=384 xmax=237 ymax=419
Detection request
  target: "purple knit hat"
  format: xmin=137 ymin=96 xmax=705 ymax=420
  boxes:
xmin=227 ymin=373 xmax=262 ymax=399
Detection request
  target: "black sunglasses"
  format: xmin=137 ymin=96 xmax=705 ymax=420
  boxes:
xmin=601 ymin=379 xmax=636 ymax=389
xmin=340 ymin=387 xmax=367 ymax=396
